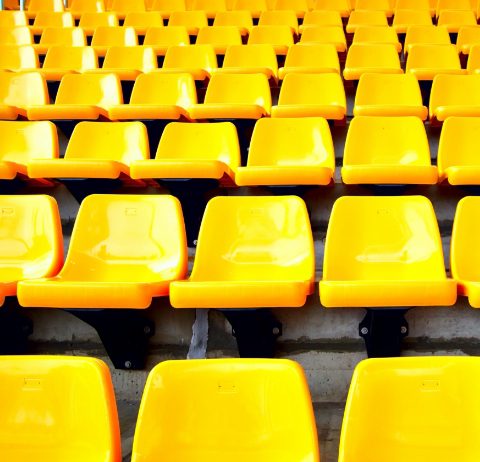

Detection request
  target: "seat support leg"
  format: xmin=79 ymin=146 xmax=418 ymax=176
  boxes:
xmin=0 ymin=298 xmax=33 ymax=354
xmin=221 ymin=309 xmax=282 ymax=358
xmin=68 ymin=309 xmax=155 ymax=370
xmin=359 ymin=308 xmax=409 ymax=358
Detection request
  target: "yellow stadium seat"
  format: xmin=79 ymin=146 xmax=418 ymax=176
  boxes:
xmin=25 ymin=73 xmax=122 ymax=120
xmin=31 ymin=11 xmax=75 ymax=35
xmin=190 ymin=0 xmax=227 ymax=18
xmin=235 ymin=117 xmax=335 ymax=186
xmin=354 ymin=73 xmax=427 ymax=118
xmin=196 ymin=26 xmax=243 ymax=54
xmin=123 ymin=11 xmax=163 ymax=34
xmin=314 ymin=0 xmax=350 ymax=17
xmin=0 ymin=26 xmax=32 ymax=46
xmin=279 ymin=43 xmax=340 ymax=79
xmin=437 ymin=9 xmax=476 ymax=33
xmin=342 ymin=116 xmax=437 ymax=184
xmin=168 ymin=10 xmax=208 ymax=34
xmin=19 ymin=194 xmax=187 ymax=309
xmin=340 ymin=357 xmax=480 ymax=462
xmin=232 ymin=0 xmax=267 ymax=17
xmin=457 ymin=26 xmax=480 ymax=55
xmin=0 ymin=45 xmax=38 ymax=72
xmin=0 ymin=195 xmax=62 ymax=302
xmin=40 ymin=45 xmax=98 ymax=80
xmin=406 ymin=44 xmax=464 ymax=80
xmin=131 ymin=359 xmax=319 ymax=462
xmin=213 ymin=11 xmax=253 ymax=35
xmin=170 ymin=196 xmax=314 ymax=308
xmin=352 ymin=26 xmax=401 ymax=52
xmin=35 ymin=27 xmax=87 ymax=55
xmin=300 ymin=25 xmax=347 ymax=52
xmin=273 ymin=0 xmax=309 ymax=17
xmin=346 ymin=10 xmax=388 ymax=34
xmin=27 ymin=0 xmax=64 ymax=18
xmin=437 ymin=117 xmax=480 ymax=185
xmin=467 ymin=43 xmax=480 ymax=72
xmin=108 ymin=0 xmax=146 ymax=19
xmin=143 ymin=26 xmax=190 ymax=55
xmin=149 ymin=0 xmax=186 ymax=18
xmin=355 ymin=0 xmax=393 ymax=17
xmin=189 ymin=73 xmax=271 ymax=119
xmin=92 ymin=46 xmax=156 ymax=79
xmin=247 ymin=25 xmax=294 ymax=55
xmin=394 ymin=0 xmax=433 ymax=12
xmin=258 ymin=10 xmax=299 ymax=34
xmin=130 ymin=122 xmax=239 ymax=181
xmin=344 ymin=44 xmax=402 ymax=80
xmin=69 ymin=0 xmax=106 ymax=19
xmin=320 ymin=195 xmax=456 ymax=307
xmin=78 ymin=12 xmax=119 ymax=35
xmin=272 ymin=73 xmax=346 ymax=120
xmin=392 ymin=9 xmax=432 ymax=33
xmin=436 ymin=0 xmax=472 ymax=15
xmin=300 ymin=10 xmax=342 ymax=32
xmin=0 ymin=11 xmax=28 ymax=27
xmin=404 ymin=25 xmax=451 ymax=54
xmin=91 ymin=26 xmax=137 ymax=56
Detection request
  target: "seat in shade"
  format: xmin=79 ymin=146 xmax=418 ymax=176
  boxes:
xmin=339 ymin=357 xmax=480 ymax=462
xmin=149 ymin=0 xmax=186 ymax=18
xmin=319 ymin=195 xmax=457 ymax=307
xmin=168 ymin=11 xmax=208 ymax=35
xmin=34 ymin=27 xmax=87 ymax=55
xmin=344 ymin=44 xmax=402 ymax=80
xmin=0 ymin=11 xmax=28 ymax=27
xmin=0 ymin=356 xmax=121 ymax=461
xmin=313 ymin=0 xmax=350 ymax=17
xmin=30 ymin=11 xmax=75 ymax=35
xmin=258 ymin=10 xmax=299 ymax=34
xmin=352 ymin=26 xmax=401 ymax=52
xmin=108 ymin=0 xmax=146 ymax=19
xmin=130 ymin=122 xmax=240 ymax=182
xmin=27 ymin=121 xmax=148 ymax=179
xmin=78 ymin=12 xmax=119 ymax=35
xmin=0 ymin=195 xmax=62 ymax=304
xmin=299 ymin=10 xmax=343 ymax=32
xmin=0 ymin=26 xmax=32 ymax=46
xmin=404 ymin=25 xmax=451 ymax=55
xmin=123 ymin=11 xmax=163 ymax=34
xmin=39 ymin=45 xmax=98 ymax=80
xmin=272 ymin=73 xmax=346 ymax=121
xmin=392 ymin=10 xmax=432 ymax=34
xmin=232 ymin=0 xmax=267 ymax=18
xmin=69 ymin=0 xmax=106 ymax=19
xmin=235 ymin=117 xmax=335 ymax=186
xmin=131 ymin=359 xmax=319 ymax=462
xmin=437 ymin=117 xmax=480 ymax=185
xmin=213 ymin=11 xmax=253 ymax=36
xmin=342 ymin=116 xmax=437 ymax=184
xmin=0 ymin=45 xmax=38 ymax=72
xmin=27 ymin=0 xmax=64 ymax=18
xmin=273 ymin=0 xmax=309 ymax=17
xmin=406 ymin=44 xmax=464 ymax=80
xmin=190 ymin=0 xmax=227 ymax=18
xmin=456 ymin=26 xmax=480 ymax=55
xmin=170 ymin=196 xmax=314 ymax=308
xmin=299 ymin=25 xmax=347 ymax=52
xmin=94 ymin=46 xmax=157 ymax=79
xmin=143 ymin=26 xmax=190 ymax=55
xmin=195 ymin=26 xmax=243 ymax=54
xmin=247 ymin=25 xmax=294 ymax=55
xmin=346 ymin=10 xmax=388 ymax=34
xmin=189 ymin=73 xmax=271 ymax=119
xmin=18 ymin=194 xmax=187 ymax=309
xmin=355 ymin=0 xmax=393 ymax=17
xmin=467 ymin=44 xmax=480 ymax=73
xmin=107 ymin=72 xmax=196 ymax=121
xmin=91 ymin=26 xmax=137 ymax=56
xmin=353 ymin=73 xmax=427 ymax=119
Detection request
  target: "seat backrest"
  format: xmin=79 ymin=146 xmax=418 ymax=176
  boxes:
xmin=467 ymin=44 xmax=480 ymax=71
xmin=0 ymin=356 xmax=120 ymax=461
xmin=302 ymin=10 xmax=343 ymax=27
xmin=274 ymin=0 xmax=309 ymax=14
xmin=0 ymin=71 xmax=48 ymax=106
xmin=70 ymin=0 xmax=106 ymax=14
xmin=283 ymin=43 xmax=339 ymax=69
xmin=0 ymin=11 xmax=28 ymax=27
xmin=168 ymin=10 xmax=208 ymax=29
xmin=406 ymin=43 xmax=461 ymax=70
xmin=109 ymin=0 xmax=146 ymax=13
xmin=339 ymin=357 xmax=480 ymax=462
xmin=28 ymin=0 xmax=65 ymax=13
xmin=32 ymin=11 xmax=75 ymax=29
xmin=213 ymin=10 xmax=253 ymax=29
xmin=131 ymin=359 xmax=319 ymax=462
xmin=102 ymin=46 xmax=157 ymax=72
xmin=149 ymin=0 xmax=186 ymax=14
xmin=78 ymin=12 xmax=119 ymax=30
xmin=430 ymin=74 xmax=480 ymax=110
xmin=196 ymin=26 xmax=243 ymax=49
xmin=222 ymin=44 xmax=278 ymax=72
xmin=300 ymin=25 xmax=346 ymax=45
xmin=39 ymin=27 xmax=87 ymax=47
xmin=353 ymin=25 xmax=399 ymax=45
xmin=258 ymin=10 xmax=298 ymax=29
xmin=163 ymin=44 xmax=217 ymax=71
xmin=143 ymin=26 xmax=190 ymax=48
xmin=0 ymin=26 xmax=32 ymax=46
xmin=91 ymin=25 xmax=138 ymax=47
xmin=43 ymin=45 xmax=98 ymax=72
xmin=190 ymin=0 xmax=227 ymax=14
xmin=436 ymin=0 xmax=472 ymax=14
xmin=248 ymin=25 xmax=294 ymax=46
xmin=404 ymin=25 xmax=451 ymax=50
xmin=232 ymin=0 xmax=268 ymax=15
xmin=123 ymin=11 xmax=163 ymax=29
xmin=59 ymin=194 xmax=187 ymax=283
xmin=456 ymin=26 xmax=480 ymax=53
xmin=0 ymin=45 xmax=38 ymax=70
xmin=323 ymin=196 xmax=447 ymax=281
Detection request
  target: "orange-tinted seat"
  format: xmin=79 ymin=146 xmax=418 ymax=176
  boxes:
xmin=18 ymin=194 xmax=187 ymax=309
xmin=30 ymin=11 xmax=75 ymax=35
xmin=93 ymin=46 xmax=156 ymax=79
xmin=190 ymin=0 xmax=227 ymax=18
xmin=352 ymin=26 xmax=402 ymax=52
xmin=232 ymin=0 xmax=267 ymax=18
xmin=314 ymin=0 xmax=351 ymax=17
xmin=91 ymin=26 xmax=137 ymax=56
xmin=247 ymin=25 xmax=294 ymax=55
xmin=35 ymin=27 xmax=87 ymax=55
xmin=392 ymin=9 xmax=432 ymax=34
xmin=346 ymin=10 xmax=388 ymax=34
xmin=170 ymin=196 xmax=315 ymax=308
xmin=0 ymin=45 xmax=38 ymax=72
xmin=27 ymin=0 xmax=65 ymax=18
xmin=143 ymin=26 xmax=190 ymax=55
xmin=78 ymin=12 xmax=119 ymax=35
xmin=258 ymin=10 xmax=299 ymax=34
xmin=149 ymin=0 xmax=186 ymax=18
xmin=108 ymin=0 xmax=146 ymax=19
xmin=406 ymin=44 xmax=464 ymax=80
xmin=404 ymin=25 xmax=451 ymax=55
xmin=195 ymin=26 xmax=243 ymax=54
xmin=213 ymin=11 xmax=253 ymax=36
xmin=467 ymin=44 xmax=480 ymax=73
xmin=69 ymin=0 xmax=106 ymax=19
xmin=0 ymin=26 xmax=32 ymax=46
xmin=0 ymin=11 xmax=28 ymax=27
xmin=437 ymin=9 xmax=477 ymax=33
xmin=300 ymin=25 xmax=347 ymax=52
xmin=168 ymin=10 xmax=208 ymax=35
xmin=457 ymin=26 xmax=480 ymax=55
xmin=123 ymin=11 xmax=163 ymax=34
xmin=40 ymin=45 xmax=98 ymax=80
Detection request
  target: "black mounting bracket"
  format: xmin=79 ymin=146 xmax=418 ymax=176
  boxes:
xmin=67 ymin=309 xmax=155 ymax=370
xmin=221 ymin=309 xmax=283 ymax=358
xmin=359 ymin=308 xmax=409 ymax=358
xmin=0 ymin=297 xmax=33 ymax=354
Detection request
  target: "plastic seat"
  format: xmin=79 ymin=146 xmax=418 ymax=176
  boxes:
xmin=0 ymin=26 xmax=32 ymax=47
xmin=123 ymin=11 xmax=163 ymax=34
xmin=355 ymin=0 xmax=394 ymax=17
xmin=406 ymin=44 xmax=464 ymax=80
xmin=236 ymin=117 xmax=335 ymax=186
xmin=437 ymin=9 xmax=476 ymax=33
xmin=19 ymin=194 xmax=187 ymax=309
xmin=342 ymin=116 xmax=437 ymax=184
xmin=354 ymin=73 xmax=427 ymax=118
xmin=352 ymin=26 xmax=401 ymax=52
xmin=467 ymin=43 xmax=480 ymax=72
xmin=232 ymin=0 xmax=267 ymax=18
xmin=344 ymin=44 xmax=402 ymax=80
xmin=69 ymin=0 xmax=106 ymax=19
xmin=273 ymin=0 xmax=309 ymax=17
xmin=0 ymin=11 xmax=28 ymax=27
xmin=300 ymin=25 xmax=347 ymax=52
xmin=108 ymin=0 xmax=146 ymax=19
xmin=131 ymin=359 xmax=319 ymax=462
xmin=213 ymin=11 xmax=253 ymax=36
xmin=35 ymin=27 xmax=87 ymax=55
xmin=395 ymin=0 xmax=433 ymax=13
xmin=457 ymin=26 xmax=480 ymax=55
xmin=437 ymin=117 xmax=480 ymax=185
xmin=392 ymin=10 xmax=432 ymax=34
xmin=78 ymin=12 xmax=119 ymax=35
xmin=346 ymin=11 xmax=388 ymax=34
xmin=314 ymin=0 xmax=351 ymax=17
xmin=27 ymin=0 xmax=65 ymax=18
xmin=168 ymin=11 xmax=208 ymax=35
xmin=196 ymin=26 xmax=243 ymax=54
xmin=300 ymin=10 xmax=342 ymax=33
xmin=94 ymin=46 xmax=156 ymax=79
xmin=130 ymin=122 xmax=240 ymax=181
xmin=404 ymin=25 xmax=451 ymax=54
xmin=39 ymin=45 xmax=97 ymax=80
xmin=0 ymin=356 xmax=121 ymax=461
xmin=272 ymin=73 xmax=346 ymax=120
xmin=279 ymin=44 xmax=340 ymax=79
xmin=436 ymin=0 xmax=472 ymax=15
xmin=149 ymin=0 xmax=185 ymax=17
xmin=142 ymin=27 xmax=189 ymax=56
xmin=190 ymin=0 xmax=227 ymax=18
xmin=0 ymin=45 xmax=38 ymax=72
xmin=258 ymin=10 xmax=299 ymax=34
xmin=91 ymin=26 xmax=137 ymax=56
xmin=170 ymin=196 xmax=314 ymax=308
xmin=190 ymin=73 xmax=271 ymax=119
xmin=25 ymin=73 xmax=122 ymax=120
xmin=0 ymin=195 xmax=62 ymax=303
xmin=0 ymin=72 xmax=48 ymax=120
xmin=320 ymin=195 xmax=456 ymax=307
xmin=31 ymin=11 xmax=75 ymax=35
xmin=247 ymin=25 xmax=294 ymax=55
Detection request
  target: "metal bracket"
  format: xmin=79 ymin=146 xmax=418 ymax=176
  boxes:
xmin=221 ymin=309 xmax=283 ymax=358
xmin=68 ymin=309 xmax=155 ymax=370
xmin=359 ymin=308 xmax=409 ymax=358
xmin=0 ymin=298 xmax=33 ymax=354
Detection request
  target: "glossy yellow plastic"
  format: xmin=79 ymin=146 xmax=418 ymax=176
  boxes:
xmin=91 ymin=26 xmax=137 ymax=56
xmin=236 ymin=117 xmax=335 ymax=186
xmin=392 ymin=9 xmax=432 ymax=34
xmin=168 ymin=11 xmax=208 ymax=34
xmin=406 ymin=44 xmax=464 ymax=80
xmin=108 ymin=72 xmax=196 ymax=120
xmin=0 ymin=195 xmax=61 ymax=303
xmin=437 ymin=117 xmax=480 ymax=184
xmin=354 ymin=73 xmax=427 ymax=118
xmin=132 ymin=359 xmax=319 ymax=462
xmin=314 ymin=0 xmax=350 ymax=17
xmin=35 ymin=27 xmax=87 ymax=55
xmin=247 ymin=25 xmax=294 ymax=55
xmin=258 ymin=10 xmax=298 ymax=34
xmin=273 ymin=0 xmax=309 ymax=17
xmin=0 ymin=26 xmax=32 ymax=46
xmin=196 ymin=26 xmax=242 ymax=54
xmin=395 ymin=0 xmax=433 ymax=13
xmin=457 ymin=25 xmax=480 ymax=54
xmin=94 ymin=46 xmax=156 ymax=79
xmin=279 ymin=43 xmax=340 ymax=79
xmin=0 ymin=121 xmax=58 ymax=179
xmin=149 ymin=0 xmax=186 ymax=17
xmin=189 ymin=73 xmax=271 ymax=119
xmin=170 ymin=196 xmax=314 ymax=308
xmin=436 ymin=0 xmax=472 ymax=15
xmin=340 ymin=356 xmax=480 ymax=462
xmin=143 ymin=26 xmax=190 ymax=55
xmin=0 ymin=355 xmax=121 ymax=461
xmin=27 ymin=0 xmax=64 ymax=17
xmin=131 ymin=121 xmax=240 ymax=180
xmin=18 ymin=194 xmax=187 ymax=309
xmin=346 ymin=10 xmax=388 ymax=34
xmin=404 ymin=25 xmax=451 ymax=54
xmin=219 ymin=44 xmax=278 ymax=80
xmin=232 ymin=0 xmax=267 ymax=17
xmin=69 ymin=0 xmax=106 ymax=19
xmin=78 ymin=12 xmax=119 ymax=35
xmin=272 ymin=73 xmax=346 ymax=120
xmin=320 ymin=195 xmax=456 ymax=307
xmin=0 ymin=11 xmax=28 ymax=27
xmin=31 ymin=11 xmax=74 ymax=35
xmin=28 ymin=121 xmax=147 ymax=178
xmin=342 ymin=116 xmax=437 ymax=184
xmin=300 ymin=10 xmax=342 ymax=32
xmin=40 ymin=45 xmax=98 ymax=80
xmin=467 ymin=43 xmax=480 ymax=72
xmin=108 ymin=0 xmax=145 ymax=18
xmin=437 ymin=9 xmax=476 ymax=32
xmin=352 ymin=26 xmax=401 ymax=52
xmin=344 ymin=44 xmax=402 ymax=80
xmin=0 ymin=45 xmax=38 ymax=72
xmin=355 ymin=0 xmax=393 ymax=16
xmin=213 ymin=11 xmax=253 ymax=35
xmin=191 ymin=0 xmax=227 ymax=17
xmin=0 ymin=72 xmax=48 ymax=120
xmin=299 ymin=25 xmax=347 ymax=52
xmin=123 ymin=11 xmax=163 ymax=34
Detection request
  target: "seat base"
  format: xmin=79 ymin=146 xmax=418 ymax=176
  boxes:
xmin=433 ymin=105 xmax=480 ymax=122
xmin=27 ymin=159 xmax=127 ymax=179
xmin=236 ymin=165 xmax=334 ymax=186
xmin=189 ymin=103 xmax=269 ymax=119
xmin=271 ymin=104 xmax=346 ymax=120
xmin=442 ymin=166 xmax=480 ymax=185
xmin=342 ymin=165 xmax=438 ymax=185
xmin=458 ymin=281 xmax=480 ymax=308
xmin=107 ymin=104 xmax=189 ymax=121
xmin=354 ymin=104 xmax=428 ymax=119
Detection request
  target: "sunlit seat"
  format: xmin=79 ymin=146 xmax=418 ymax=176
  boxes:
xmin=30 ymin=11 xmax=75 ymax=35
xmin=355 ymin=0 xmax=394 ymax=17
xmin=436 ymin=0 xmax=473 ymax=16
xmin=394 ymin=0 xmax=433 ymax=14
xmin=258 ymin=10 xmax=299 ymax=34
xmin=232 ymin=0 xmax=267 ymax=18
xmin=0 ymin=11 xmax=28 ymax=27
xmin=91 ymin=25 xmax=137 ymax=56
xmin=247 ymin=25 xmax=294 ymax=55
xmin=299 ymin=25 xmax=347 ymax=52
xmin=0 ymin=45 xmax=38 ymax=72
xmin=213 ymin=11 xmax=253 ymax=36
xmin=190 ymin=0 xmax=227 ymax=18
xmin=467 ymin=44 xmax=480 ymax=73
xmin=320 ymin=195 xmax=456 ymax=307
xmin=78 ymin=12 xmax=118 ymax=35
xmin=344 ymin=44 xmax=402 ymax=80
xmin=195 ymin=26 xmax=243 ymax=54
xmin=352 ymin=26 xmax=401 ymax=52
xmin=406 ymin=44 xmax=464 ymax=80
xmin=300 ymin=10 xmax=342 ymax=33
xmin=392 ymin=9 xmax=432 ymax=34
xmin=69 ymin=0 xmax=106 ymax=19
xmin=437 ymin=9 xmax=477 ymax=33
xmin=168 ymin=11 xmax=208 ymax=35
xmin=0 ymin=26 xmax=32 ymax=46
xmin=27 ymin=0 xmax=65 ymax=19
xmin=457 ymin=26 xmax=480 ymax=55
xmin=39 ymin=45 xmax=98 ymax=80
xmin=123 ymin=11 xmax=163 ymax=34
xmin=346 ymin=10 xmax=388 ymax=34
xmin=143 ymin=26 xmax=190 ymax=55
xmin=108 ymin=0 xmax=146 ymax=19
xmin=149 ymin=0 xmax=186 ymax=18
xmin=273 ymin=0 xmax=309 ymax=18
xmin=404 ymin=25 xmax=451 ymax=54
xmin=314 ymin=0 xmax=351 ymax=17
xmin=92 ymin=46 xmax=156 ymax=79
xmin=34 ymin=27 xmax=87 ymax=55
